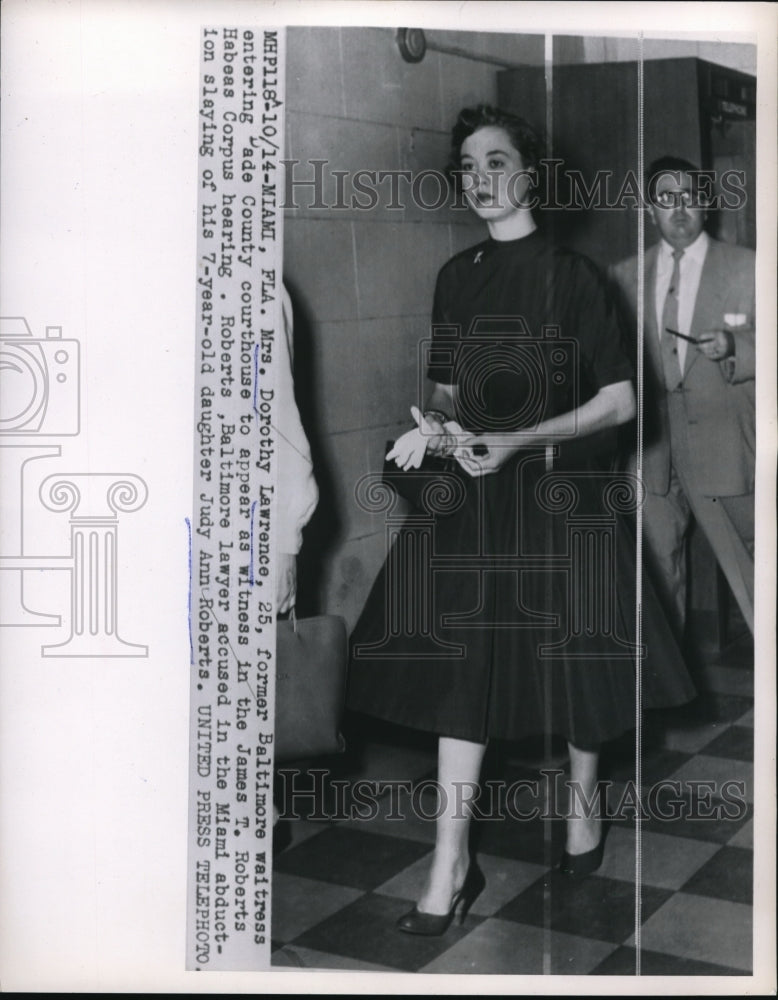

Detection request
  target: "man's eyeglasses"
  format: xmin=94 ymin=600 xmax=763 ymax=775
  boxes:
xmin=653 ymin=190 xmax=711 ymax=209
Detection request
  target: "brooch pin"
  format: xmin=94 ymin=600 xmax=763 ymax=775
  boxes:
xmin=473 ymin=250 xmax=484 ymax=264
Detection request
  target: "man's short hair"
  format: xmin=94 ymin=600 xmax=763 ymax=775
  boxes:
xmin=645 ymin=155 xmax=702 ymax=203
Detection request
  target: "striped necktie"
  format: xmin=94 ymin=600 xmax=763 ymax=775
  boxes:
xmin=660 ymin=248 xmax=684 ymax=389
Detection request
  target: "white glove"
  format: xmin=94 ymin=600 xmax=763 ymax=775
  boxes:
xmin=385 ymin=406 xmax=430 ymax=470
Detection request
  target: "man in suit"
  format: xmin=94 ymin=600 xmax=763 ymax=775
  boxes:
xmin=610 ymin=155 xmax=755 ymax=637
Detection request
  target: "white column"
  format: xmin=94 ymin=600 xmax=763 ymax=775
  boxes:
xmin=39 ymin=473 xmax=148 ymax=657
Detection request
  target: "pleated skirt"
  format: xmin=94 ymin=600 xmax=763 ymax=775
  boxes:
xmin=346 ymin=447 xmax=696 ymax=747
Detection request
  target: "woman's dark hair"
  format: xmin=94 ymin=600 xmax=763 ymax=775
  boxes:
xmin=449 ymin=104 xmax=544 ymax=174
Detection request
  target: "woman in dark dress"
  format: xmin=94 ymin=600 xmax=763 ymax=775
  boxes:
xmin=347 ymin=105 xmax=695 ymax=934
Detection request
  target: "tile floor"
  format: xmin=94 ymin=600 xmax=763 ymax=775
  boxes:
xmin=270 ymin=629 xmax=755 ymax=976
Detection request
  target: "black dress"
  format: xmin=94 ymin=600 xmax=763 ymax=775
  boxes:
xmin=347 ymin=230 xmax=695 ymax=747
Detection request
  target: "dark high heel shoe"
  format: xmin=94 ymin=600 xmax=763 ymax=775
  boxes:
xmin=559 ymin=822 xmax=608 ymax=880
xmin=558 ymin=840 xmax=604 ymax=879
xmin=396 ymin=863 xmax=486 ymax=936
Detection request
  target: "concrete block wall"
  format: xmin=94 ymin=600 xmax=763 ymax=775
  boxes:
xmin=283 ymin=27 xmax=544 ymax=630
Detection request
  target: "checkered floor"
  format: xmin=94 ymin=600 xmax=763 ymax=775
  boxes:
xmin=270 ymin=629 xmax=754 ymax=975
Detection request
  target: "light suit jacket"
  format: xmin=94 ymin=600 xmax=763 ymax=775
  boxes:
xmin=610 ymin=238 xmax=755 ymax=497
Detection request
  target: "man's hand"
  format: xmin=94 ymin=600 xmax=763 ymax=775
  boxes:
xmin=697 ymin=329 xmax=735 ymax=362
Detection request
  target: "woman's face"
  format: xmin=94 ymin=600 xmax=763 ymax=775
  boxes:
xmin=459 ymin=125 xmax=532 ymax=222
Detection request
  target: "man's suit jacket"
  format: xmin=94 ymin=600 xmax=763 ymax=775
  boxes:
xmin=610 ymin=237 xmax=755 ymax=498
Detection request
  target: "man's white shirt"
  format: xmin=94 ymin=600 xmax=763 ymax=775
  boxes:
xmin=654 ymin=230 xmax=709 ymax=372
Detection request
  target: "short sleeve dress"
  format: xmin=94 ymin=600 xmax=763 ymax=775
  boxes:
xmin=346 ymin=230 xmax=695 ymax=748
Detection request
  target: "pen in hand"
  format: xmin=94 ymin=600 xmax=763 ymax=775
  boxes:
xmin=665 ymin=327 xmax=702 ymax=345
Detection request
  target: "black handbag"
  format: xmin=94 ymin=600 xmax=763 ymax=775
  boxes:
xmin=381 ymin=440 xmax=470 ymax=517
xmin=274 ymin=611 xmax=348 ymax=764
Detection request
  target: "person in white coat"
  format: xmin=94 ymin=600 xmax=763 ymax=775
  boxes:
xmin=276 ymin=285 xmax=318 ymax=612
xmin=272 ymin=285 xmax=318 ymax=832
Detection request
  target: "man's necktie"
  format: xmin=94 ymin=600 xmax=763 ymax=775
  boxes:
xmin=660 ymin=249 xmax=684 ymax=390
